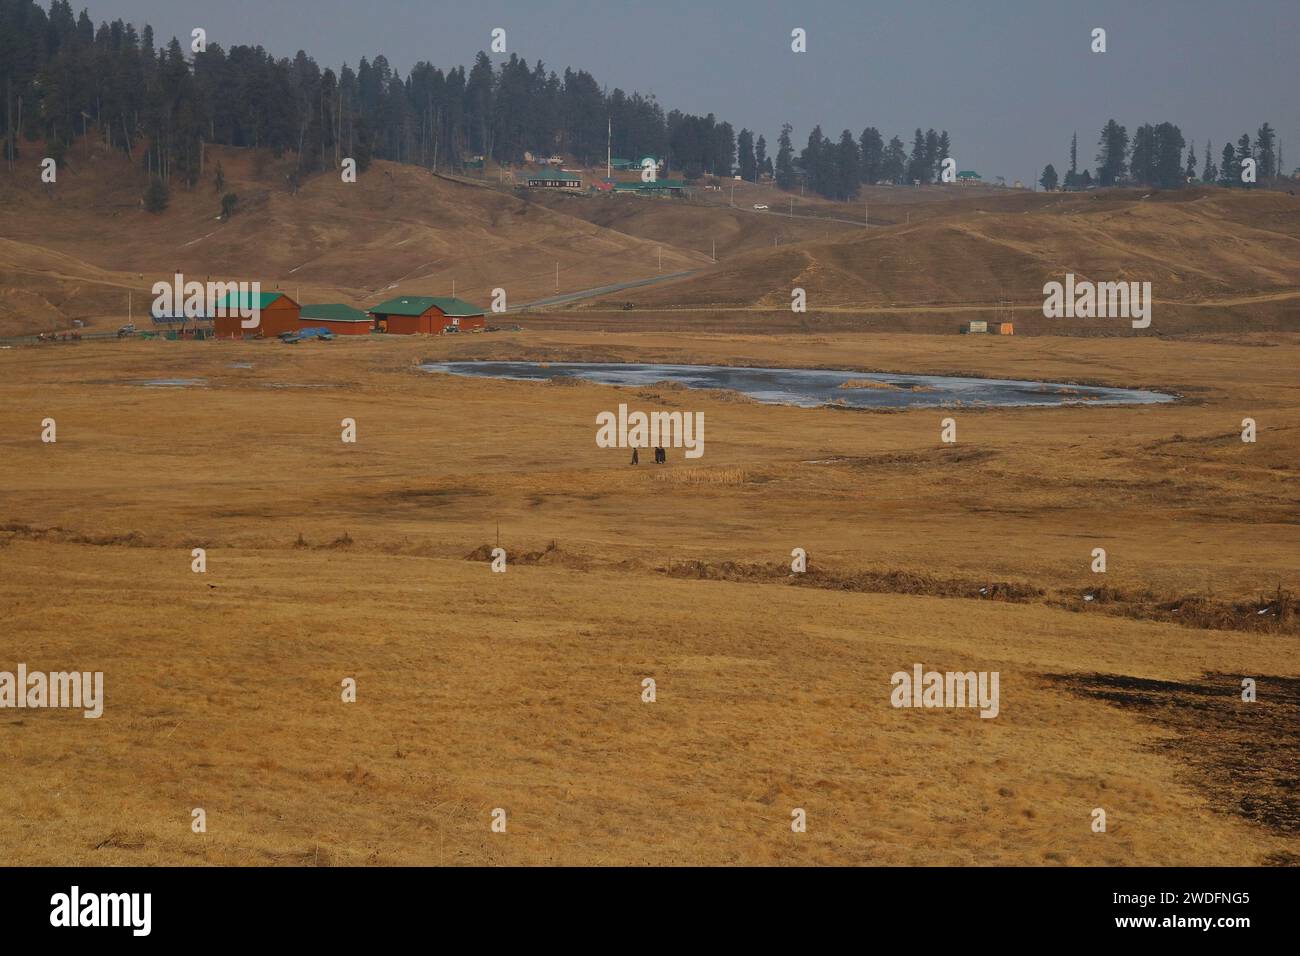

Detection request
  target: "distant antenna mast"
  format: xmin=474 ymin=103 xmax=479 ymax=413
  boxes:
xmin=606 ymin=116 xmax=612 ymax=180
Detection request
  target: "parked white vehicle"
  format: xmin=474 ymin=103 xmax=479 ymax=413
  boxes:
xmin=752 ymin=203 xmax=768 ymax=210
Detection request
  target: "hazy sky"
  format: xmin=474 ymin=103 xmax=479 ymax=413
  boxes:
xmin=101 ymin=0 xmax=1299 ymax=186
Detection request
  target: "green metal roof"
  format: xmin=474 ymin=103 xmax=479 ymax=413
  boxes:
xmin=956 ymin=170 xmax=981 ymax=178
xmin=370 ymin=296 xmax=484 ymax=317
xmin=527 ymin=169 xmax=581 ymax=181
xmin=215 ymin=290 xmax=289 ymax=311
xmin=300 ymin=303 xmax=371 ymax=322
xmin=613 ymin=179 xmax=686 ymax=190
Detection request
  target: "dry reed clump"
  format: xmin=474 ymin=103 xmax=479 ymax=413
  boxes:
xmin=0 ymin=522 xmax=147 ymax=547
xmin=653 ymin=467 xmax=748 ymax=485
xmin=659 ymin=557 xmax=1043 ymax=602
xmin=1057 ymin=585 xmax=1299 ymax=634
xmin=464 ymin=540 xmax=593 ymax=569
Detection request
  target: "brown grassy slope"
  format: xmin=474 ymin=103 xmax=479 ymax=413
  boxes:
xmin=0 ymin=332 xmax=1296 ymax=864
xmin=582 ymin=188 xmax=1300 ymax=332
xmin=0 ymin=142 xmax=705 ymax=336
xmin=524 ymin=186 xmax=863 ymax=259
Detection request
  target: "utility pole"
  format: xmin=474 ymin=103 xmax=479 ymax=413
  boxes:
xmin=657 ymin=246 xmax=661 ymax=273
xmin=730 ymin=184 xmax=735 ymax=206
xmin=555 ymin=261 xmax=559 ymax=293
xmin=606 ymin=116 xmax=611 ymax=181
xmin=711 ymin=238 xmax=715 ymax=262
xmin=865 ymin=200 xmax=868 ymax=227
xmin=789 ymin=198 xmax=793 ymax=218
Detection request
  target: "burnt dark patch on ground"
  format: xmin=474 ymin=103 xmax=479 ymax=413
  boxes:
xmin=1049 ymin=671 xmax=1300 ymax=838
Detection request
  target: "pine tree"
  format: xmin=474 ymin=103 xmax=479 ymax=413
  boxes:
xmin=835 ymin=129 xmax=859 ymax=200
xmin=1236 ymin=133 xmax=1253 ymax=186
xmin=1039 ymin=164 xmax=1058 ymax=191
xmin=907 ymin=128 xmax=927 ymax=184
xmin=1152 ymin=122 xmax=1185 ymax=188
xmin=754 ymin=134 xmax=767 ymax=178
xmin=1185 ymin=141 xmax=1197 ymax=182
xmin=1219 ymin=141 xmax=1237 ymax=186
xmin=1129 ymin=124 xmax=1155 ymax=185
xmin=858 ymin=127 xmax=883 ymax=185
xmin=883 ymin=135 xmax=907 ymax=184
xmin=1255 ymin=122 xmax=1276 ymax=180
xmin=1202 ymin=141 xmax=1216 ymax=184
xmin=1064 ymin=131 xmax=1078 ymax=190
xmin=736 ymin=128 xmax=756 ymax=181
xmin=801 ymin=125 xmax=824 ymax=194
xmin=1096 ymin=119 xmax=1128 ymax=186
xmin=775 ymin=123 xmax=795 ymax=189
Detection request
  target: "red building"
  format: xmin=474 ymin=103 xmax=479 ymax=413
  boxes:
xmin=212 ymin=291 xmax=300 ymax=338
xmin=369 ymin=296 xmax=486 ymax=334
xmin=299 ymin=303 xmax=373 ymax=335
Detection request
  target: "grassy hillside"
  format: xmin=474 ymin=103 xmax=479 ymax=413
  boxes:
xmin=2 ymin=141 xmax=1297 ymax=338
xmin=584 ymin=188 xmax=1300 ymax=333
xmin=0 ymin=143 xmax=704 ymax=336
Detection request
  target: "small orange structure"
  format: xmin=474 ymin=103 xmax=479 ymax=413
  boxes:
xmin=998 ymin=322 xmax=1015 ymax=335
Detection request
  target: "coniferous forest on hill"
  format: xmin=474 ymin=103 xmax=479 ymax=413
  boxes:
xmin=1 ymin=0 xmax=955 ymax=198
xmin=0 ymin=0 xmax=1284 ymax=201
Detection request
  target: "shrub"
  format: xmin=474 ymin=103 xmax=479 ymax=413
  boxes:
xmin=143 ymin=176 xmax=169 ymax=213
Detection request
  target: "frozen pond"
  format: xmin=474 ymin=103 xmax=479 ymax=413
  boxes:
xmin=419 ymin=362 xmax=1175 ymax=409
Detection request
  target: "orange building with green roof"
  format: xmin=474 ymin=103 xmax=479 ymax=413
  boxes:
xmin=212 ymin=290 xmax=300 ymax=339
xmin=368 ymin=296 xmax=486 ymax=334
xmin=299 ymin=303 xmax=374 ymax=335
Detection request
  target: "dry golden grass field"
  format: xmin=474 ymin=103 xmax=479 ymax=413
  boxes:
xmin=1 ymin=329 xmax=1296 ymax=866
